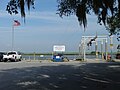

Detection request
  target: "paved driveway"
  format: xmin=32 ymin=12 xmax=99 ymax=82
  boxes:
xmin=0 ymin=61 xmax=120 ymax=90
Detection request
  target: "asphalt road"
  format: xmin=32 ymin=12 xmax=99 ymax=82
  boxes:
xmin=0 ymin=61 xmax=120 ymax=90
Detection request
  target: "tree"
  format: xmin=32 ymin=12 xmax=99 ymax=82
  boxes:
xmin=57 ymin=0 xmax=119 ymax=26
xmin=6 ymin=0 xmax=35 ymax=18
xmin=106 ymin=13 xmax=120 ymax=35
xmin=57 ymin=0 xmax=120 ymax=35
xmin=6 ymin=0 xmax=120 ymax=35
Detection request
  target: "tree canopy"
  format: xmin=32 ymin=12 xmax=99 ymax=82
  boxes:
xmin=6 ymin=0 xmax=120 ymax=35
xmin=106 ymin=13 xmax=120 ymax=35
xmin=6 ymin=0 xmax=35 ymax=17
xmin=57 ymin=0 xmax=120 ymax=29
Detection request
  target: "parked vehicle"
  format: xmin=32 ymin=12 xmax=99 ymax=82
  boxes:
xmin=52 ymin=53 xmax=63 ymax=62
xmin=52 ymin=53 xmax=69 ymax=62
xmin=116 ymin=53 xmax=120 ymax=59
xmin=0 ymin=52 xmax=6 ymax=62
xmin=104 ymin=54 xmax=112 ymax=60
xmin=116 ymin=44 xmax=120 ymax=59
xmin=3 ymin=51 xmax=22 ymax=62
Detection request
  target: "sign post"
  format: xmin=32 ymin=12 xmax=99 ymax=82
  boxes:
xmin=53 ymin=45 xmax=65 ymax=52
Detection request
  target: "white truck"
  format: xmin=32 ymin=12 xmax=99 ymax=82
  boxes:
xmin=3 ymin=51 xmax=22 ymax=62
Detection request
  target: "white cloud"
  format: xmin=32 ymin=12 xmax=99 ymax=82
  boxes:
xmin=25 ymin=11 xmax=76 ymax=23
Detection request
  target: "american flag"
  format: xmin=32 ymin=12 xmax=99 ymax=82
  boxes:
xmin=13 ymin=20 xmax=20 ymax=26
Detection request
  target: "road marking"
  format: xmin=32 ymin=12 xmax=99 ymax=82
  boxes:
xmin=84 ymin=77 xmax=110 ymax=83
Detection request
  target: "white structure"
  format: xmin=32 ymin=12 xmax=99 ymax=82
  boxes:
xmin=79 ymin=35 xmax=108 ymax=60
xmin=53 ymin=45 xmax=65 ymax=52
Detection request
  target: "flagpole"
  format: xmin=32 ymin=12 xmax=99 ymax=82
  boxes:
xmin=12 ymin=18 xmax=14 ymax=51
xmin=11 ymin=19 xmax=20 ymax=51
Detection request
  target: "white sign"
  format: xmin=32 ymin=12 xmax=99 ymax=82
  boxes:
xmin=53 ymin=45 xmax=65 ymax=52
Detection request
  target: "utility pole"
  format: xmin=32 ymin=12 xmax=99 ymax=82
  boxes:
xmin=83 ymin=37 xmax=86 ymax=61
xmin=105 ymin=39 xmax=108 ymax=60
xmin=110 ymin=36 xmax=113 ymax=61
xmin=101 ymin=41 xmax=104 ymax=59
xmin=95 ymin=41 xmax=98 ymax=59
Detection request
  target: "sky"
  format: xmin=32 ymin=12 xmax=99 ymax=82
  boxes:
xmin=0 ymin=0 xmax=119 ymax=53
